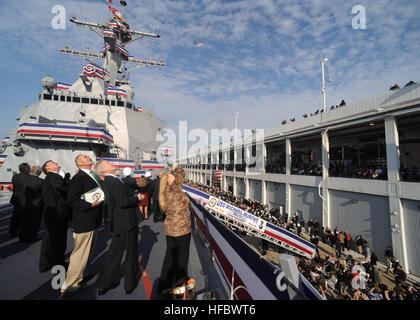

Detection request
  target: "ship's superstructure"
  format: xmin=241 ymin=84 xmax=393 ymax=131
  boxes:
xmin=0 ymin=2 xmax=166 ymax=182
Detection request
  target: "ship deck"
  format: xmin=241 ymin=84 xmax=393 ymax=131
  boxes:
xmin=0 ymin=207 xmax=228 ymax=300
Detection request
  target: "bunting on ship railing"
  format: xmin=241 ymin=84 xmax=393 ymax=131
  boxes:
xmin=115 ymin=44 xmax=129 ymax=58
xmin=56 ymin=82 xmax=72 ymax=90
xmin=103 ymin=29 xmax=117 ymax=38
xmin=2 ymin=137 xmax=10 ymax=145
xmin=106 ymin=85 xmax=126 ymax=96
xmin=82 ymin=63 xmax=110 ymax=80
xmin=0 ymin=155 xmax=7 ymax=166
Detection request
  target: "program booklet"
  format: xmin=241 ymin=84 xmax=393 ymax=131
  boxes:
xmin=81 ymin=187 xmax=105 ymax=204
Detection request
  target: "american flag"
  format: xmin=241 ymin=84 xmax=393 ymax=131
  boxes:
xmin=136 ymin=106 xmax=143 ymax=112
xmin=57 ymin=82 xmax=72 ymax=90
xmin=2 ymin=137 xmax=10 ymax=144
xmin=212 ymin=170 xmax=223 ymax=187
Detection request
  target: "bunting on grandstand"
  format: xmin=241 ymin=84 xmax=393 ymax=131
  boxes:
xmin=17 ymin=123 xmax=114 ymax=145
xmin=97 ymin=157 xmax=135 ymax=169
xmin=141 ymin=160 xmax=165 ymax=169
xmin=0 ymin=155 xmax=7 ymax=166
xmin=182 ymin=185 xmax=316 ymax=259
xmin=56 ymin=82 xmax=72 ymax=90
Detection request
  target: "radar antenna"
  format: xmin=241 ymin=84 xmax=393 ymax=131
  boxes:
xmin=58 ymin=2 xmax=166 ymax=87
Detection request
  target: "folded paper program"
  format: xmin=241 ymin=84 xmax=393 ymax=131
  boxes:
xmin=81 ymin=187 xmax=105 ymax=203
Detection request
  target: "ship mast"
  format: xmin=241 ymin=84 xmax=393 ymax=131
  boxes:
xmin=59 ymin=3 xmax=166 ymax=87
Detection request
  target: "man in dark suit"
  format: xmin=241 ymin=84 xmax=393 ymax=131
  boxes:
xmin=9 ymin=163 xmax=31 ymax=239
xmin=20 ymin=165 xmax=44 ymax=242
xmin=60 ymin=154 xmax=103 ymax=295
xmin=95 ymin=160 xmax=144 ymax=295
xmin=39 ymin=160 xmax=70 ymax=272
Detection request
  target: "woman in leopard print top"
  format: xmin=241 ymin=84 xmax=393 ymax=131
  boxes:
xmin=157 ymin=167 xmax=192 ymax=294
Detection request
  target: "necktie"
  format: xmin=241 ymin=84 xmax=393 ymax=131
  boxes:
xmin=90 ymin=171 xmax=102 ymax=188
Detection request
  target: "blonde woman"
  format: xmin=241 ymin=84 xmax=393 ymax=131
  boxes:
xmin=157 ymin=167 xmax=191 ymax=296
xmin=137 ymin=176 xmax=149 ymax=219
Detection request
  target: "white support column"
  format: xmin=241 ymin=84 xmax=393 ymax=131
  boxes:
xmin=245 ymin=178 xmax=250 ymax=199
xmin=285 ymin=138 xmax=292 ymax=221
xmin=262 ymin=179 xmax=267 ymax=205
xmin=262 ymin=142 xmax=267 ymax=205
xmin=321 ymin=130 xmax=330 ymax=229
xmin=384 ymin=115 xmax=409 ymax=272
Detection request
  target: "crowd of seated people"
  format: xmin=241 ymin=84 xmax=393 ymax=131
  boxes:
xmin=265 ymin=158 xmax=286 ymax=174
xmin=329 ymin=163 xmax=387 ymax=180
xmin=291 ymin=162 xmax=323 ymax=176
xmin=184 ymin=181 xmax=420 ymax=300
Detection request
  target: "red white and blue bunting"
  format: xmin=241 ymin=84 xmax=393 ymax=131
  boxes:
xmin=17 ymin=123 xmax=113 ymax=145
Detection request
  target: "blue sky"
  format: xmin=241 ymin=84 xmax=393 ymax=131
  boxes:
xmin=0 ymin=0 xmax=419 ymax=140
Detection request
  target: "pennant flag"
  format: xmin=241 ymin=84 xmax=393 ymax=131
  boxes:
xmin=107 ymin=4 xmax=126 ymax=22
xmin=57 ymin=82 xmax=72 ymax=90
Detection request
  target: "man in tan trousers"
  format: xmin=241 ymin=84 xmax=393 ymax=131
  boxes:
xmin=60 ymin=154 xmax=104 ymax=295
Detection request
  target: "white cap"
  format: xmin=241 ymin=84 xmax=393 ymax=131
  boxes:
xmin=122 ymin=167 xmax=132 ymax=177
xmin=145 ymin=171 xmax=151 ymax=178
